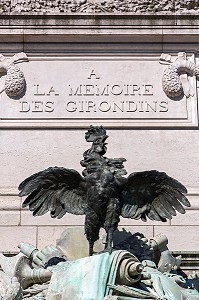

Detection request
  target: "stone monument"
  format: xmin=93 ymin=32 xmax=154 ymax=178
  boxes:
xmin=0 ymin=0 xmax=199 ymax=286
xmin=5 ymin=125 xmax=193 ymax=299
xmin=0 ymin=230 xmax=199 ymax=300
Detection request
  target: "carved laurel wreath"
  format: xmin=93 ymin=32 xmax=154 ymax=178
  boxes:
xmin=161 ymin=55 xmax=199 ymax=98
xmin=0 ymin=53 xmax=28 ymax=98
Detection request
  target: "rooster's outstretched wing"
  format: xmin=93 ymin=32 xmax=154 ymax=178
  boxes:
xmin=120 ymin=170 xmax=190 ymax=222
xmin=19 ymin=167 xmax=87 ymax=218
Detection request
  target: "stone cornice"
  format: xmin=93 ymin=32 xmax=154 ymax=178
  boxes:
xmin=1 ymin=0 xmax=199 ymax=14
xmin=0 ymin=13 xmax=199 ymax=49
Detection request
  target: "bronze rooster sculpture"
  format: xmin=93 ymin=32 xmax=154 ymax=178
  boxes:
xmin=19 ymin=126 xmax=190 ymax=256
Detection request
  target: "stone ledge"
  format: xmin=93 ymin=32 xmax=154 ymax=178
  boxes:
xmin=1 ymin=13 xmax=199 ymax=25
xmin=0 ymin=14 xmax=199 ymax=45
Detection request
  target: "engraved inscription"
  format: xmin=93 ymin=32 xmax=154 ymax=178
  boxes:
xmin=25 ymin=70 xmax=159 ymax=116
xmin=19 ymin=101 xmax=54 ymax=112
xmin=22 ymin=79 xmax=165 ymax=116
xmin=68 ymin=84 xmax=153 ymax=96
xmin=65 ymin=100 xmax=168 ymax=113
xmin=0 ymin=57 xmax=196 ymax=127
xmin=87 ymin=69 xmax=100 ymax=80
xmin=34 ymin=85 xmax=59 ymax=96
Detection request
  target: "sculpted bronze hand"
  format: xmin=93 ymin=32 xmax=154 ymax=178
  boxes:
xmin=19 ymin=126 xmax=190 ymax=256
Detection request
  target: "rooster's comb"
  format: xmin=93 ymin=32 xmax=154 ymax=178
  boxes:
xmin=85 ymin=125 xmax=107 ymax=142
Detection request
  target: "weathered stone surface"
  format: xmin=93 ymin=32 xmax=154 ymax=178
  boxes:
xmin=1 ymin=0 xmax=199 ymax=14
xmin=21 ymin=210 xmax=85 ymax=226
xmin=0 ymin=271 xmax=22 ymax=300
xmin=0 ymin=227 xmax=37 ymax=253
xmin=56 ymin=227 xmax=89 ymax=259
xmin=154 ymin=226 xmax=199 ymax=251
xmin=37 ymin=226 xmax=68 ymax=250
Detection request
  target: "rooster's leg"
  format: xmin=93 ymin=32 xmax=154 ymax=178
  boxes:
xmin=104 ymin=228 xmax=114 ymax=254
xmin=85 ymin=210 xmax=101 ymax=256
xmin=104 ymin=198 xmax=120 ymax=254
xmin=89 ymin=240 xmax=94 ymax=256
